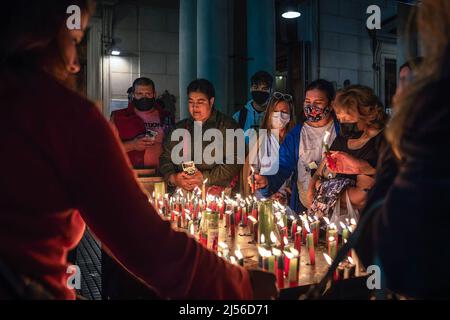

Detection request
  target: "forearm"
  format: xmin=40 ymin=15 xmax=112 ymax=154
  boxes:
xmin=73 ymin=107 xmax=253 ymax=299
xmin=345 ymin=187 xmax=368 ymax=210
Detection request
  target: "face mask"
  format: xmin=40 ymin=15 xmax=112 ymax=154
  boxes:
xmin=251 ymin=90 xmax=271 ymax=107
xmin=133 ymin=97 xmax=156 ymax=112
xmin=339 ymin=122 xmax=364 ymax=139
xmin=271 ymin=112 xmax=290 ymax=129
xmin=304 ymin=104 xmax=331 ymax=123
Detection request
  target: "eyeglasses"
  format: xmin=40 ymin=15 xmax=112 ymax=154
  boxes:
xmin=272 ymin=92 xmax=293 ymax=102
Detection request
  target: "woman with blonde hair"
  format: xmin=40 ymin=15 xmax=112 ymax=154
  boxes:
xmin=373 ymin=0 xmax=450 ymax=298
xmin=307 ymin=85 xmax=388 ymax=221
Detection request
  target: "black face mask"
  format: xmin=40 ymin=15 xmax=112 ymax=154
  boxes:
xmin=133 ymin=98 xmax=156 ymax=112
xmin=251 ymin=91 xmax=270 ymax=107
xmin=340 ymin=122 xmax=364 ymax=139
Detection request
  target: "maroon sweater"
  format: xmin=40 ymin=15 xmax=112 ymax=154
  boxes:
xmin=0 ymin=69 xmax=252 ymax=300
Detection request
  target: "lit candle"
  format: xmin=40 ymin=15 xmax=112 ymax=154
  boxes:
xmin=305 ymin=222 xmax=315 ymax=266
xmin=290 ymin=216 xmax=297 ymax=239
xmin=270 ymin=231 xmax=278 ymax=250
xmin=206 ymin=209 xmax=219 ymax=252
xmin=323 ymin=130 xmax=336 ymax=170
xmin=258 ymin=242 xmax=267 ymax=270
xmin=258 ymin=199 xmax=275 ymax=245
xmin=285 ymin=248 xmax=300 ymax=287
xmin=345 ymin=257 xmax=356 ymax=279
xmin=219 ymin=242 xmax=229 ymax=261
xmin=323 ymin=253 xmax=339 ymax=282
xmin=328 ymin=236 xmax=337 ymax=260
xmin=202 ymin=178 xmax=208 ymax=202
xmin=248 ymin=215 xmax=259 ymax=243
xmin=235 ymin=246 xmax=244 ymax=267
xmin=328 ymin=223 xmax=338 ymax=249
xmin=267 ymin=251 xmax=275 ymax=274
xmin=272 ymin=248 xmax=284 ymax=289
xmin=250 ymin=166 xmax=256 ymax=194
xmin=294 ymin=226 xmax=302 ymax=253
xmin=340 ymin=221 xmax=349 ymax=247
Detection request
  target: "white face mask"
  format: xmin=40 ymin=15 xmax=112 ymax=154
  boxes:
xmin=271 ymin=111 xmax=290 ymax=129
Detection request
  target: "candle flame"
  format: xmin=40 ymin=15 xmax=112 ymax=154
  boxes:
xmin=305 ymin=221 xmax=311 ymax=233
xmin=257 ymin=246 xmax=266 ymax=256
xmin=350 ymin=218 xmax=357 ymax=226
xmin=285 ymin=251 xmax=294 ymax=260
xmin=270 ymin=232 xmax=277 ymax=244
xmin=290 ymin=248 xmax=299 ymax=257
xmin=218 ymin=242 xmax=228 ymax=250
xmin=235 ymin=249 xmax=243 ymax=260
xmin=272 ymin=248 xmax=281 ymax=257
xmin=323 ymin=253 xmax=333 ymax=266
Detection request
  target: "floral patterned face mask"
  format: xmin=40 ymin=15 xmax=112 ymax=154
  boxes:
xmin=304 ymin=104 xmax=332 ymax=123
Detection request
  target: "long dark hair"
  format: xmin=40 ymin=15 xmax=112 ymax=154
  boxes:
xmin=0 ymin=0 xmax=95 ymax=86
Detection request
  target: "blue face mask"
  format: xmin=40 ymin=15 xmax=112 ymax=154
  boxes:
xmin=304 ymin=104 xmax=331 ymax=122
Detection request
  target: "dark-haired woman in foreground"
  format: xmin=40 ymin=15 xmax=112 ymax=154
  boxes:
xmin=0 ymin=0 xmax=276 ymax=299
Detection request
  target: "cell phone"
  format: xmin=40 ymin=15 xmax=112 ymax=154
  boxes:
xmin=182 ymin=161 xmax=197 ymax=175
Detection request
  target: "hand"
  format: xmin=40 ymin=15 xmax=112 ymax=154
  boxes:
xmin=185 ymin=171 xmax=204 ymax=189
xmin=328 ymin=151 xmax=363 ymax=175
xmin=247 ymin=269 xmax=278 ymax=300
xmin=247 ymin=174 xmax=268 ymax=190
xmin=271 ymin=192 xmax=287 ymax=205
xmin=170 ymin=173 xmax=193 ymax=191
xmin=133 ymin=137 xmax=155 ymax=151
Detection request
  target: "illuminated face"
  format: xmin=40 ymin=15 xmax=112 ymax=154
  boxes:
xmin=188 ymin=92 xmax=214 ymax=122
xmin=273 ymin=101 xmax=290 ymax=114
xmin=133 ymin=85 xmax=155 ymax=100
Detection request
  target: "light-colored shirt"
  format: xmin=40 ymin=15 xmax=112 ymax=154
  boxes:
xmin=297 ymin=121 xmax=337 ymax=207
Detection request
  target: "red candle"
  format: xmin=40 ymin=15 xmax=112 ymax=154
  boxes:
xmin=294 ymin=227 xmax=302 ymax=253
xmin=273 ymin=248 xmax=284 ymax=289
xmin=291 ymin=220 xmax=297 ymax=239
xmin=236 ymin=206 xmax=242 ymax=225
